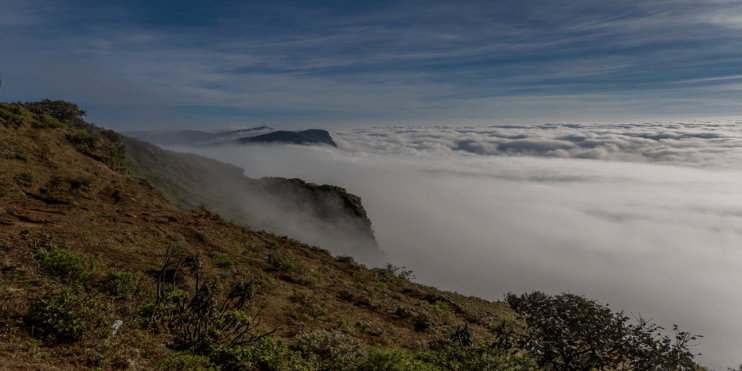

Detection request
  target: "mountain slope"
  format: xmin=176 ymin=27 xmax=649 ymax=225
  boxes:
xmin=0 ymin=101 xmax=707 ymax=371
xmin=0 ymin=102 xmax=524 ymax=370
xmin=120 ymin=135 xmax=382 ymax=265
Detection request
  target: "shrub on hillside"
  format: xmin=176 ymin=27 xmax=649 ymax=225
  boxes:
xmin=25 ymin=287 xmax=105 ymax=343
xmin=20 ymin=99 xmax=90 ymax=129
xmin=211 ymin=337 xmax=315 ymax=371
xmin=37 ymin=245 xmax=91 ymax=282
xmin=0 ymin=102 xmax=64 ymax=129
xmin=17 ymin=99 xmax=128 ymax=173
xmin=102 ymin=269 xmax=142 ymax=300
xmin=353 ymin=347 xmax=437 ymax=371
xmin=146 ymin=248 xmax=280 ymax=370
xmin=423 ymin=325 xmax=539 ymax=371
xmin=297 ymin=329 xmax=367 ymax=370
xmin=155 ymin=351 xmax=220 ymax=371
xmin=500 ymin=291 xmax=700 ymax=371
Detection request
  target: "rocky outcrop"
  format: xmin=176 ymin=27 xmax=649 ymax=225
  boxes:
xmin=236 ymin=129 xmax=337 ymax=147
xmin=125 ymin=127 xmax=337 ymax=147
xmin=253 ymin=177 xmax=380 ymax=262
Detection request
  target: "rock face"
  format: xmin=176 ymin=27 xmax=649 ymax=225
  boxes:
xmin=125 ymin=127 xmax=337 ymax=147
xmin=121 ymin=135 xmax=383 ymax=265
xmin=236 ymin=129 xmax=337 ymax=147
xmin=253 ymin=177 xmax=380 ymax=262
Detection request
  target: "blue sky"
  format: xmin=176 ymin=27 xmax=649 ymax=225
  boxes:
xmin=2 ymin=0 xmax=742 ymax=130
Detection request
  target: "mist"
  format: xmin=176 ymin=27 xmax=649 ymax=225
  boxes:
xmin=174 ymin=122 xmax=742 ymax=369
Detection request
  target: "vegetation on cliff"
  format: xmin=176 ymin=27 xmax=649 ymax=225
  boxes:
xmin=0 ymin=101 xmax=706 ymax=370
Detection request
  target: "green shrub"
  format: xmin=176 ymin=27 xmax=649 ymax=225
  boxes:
xmin=20 ymin=99 xmax=88 ymax=128
xmin=25 ymin=287 xmax=105 ymax=343
xmin=0 ymin=102 xmax=32 ymax=128
xmin=218 ymin=257 xmax=241 ymax=268
xmin=211 ymin=338 xmax=315 ymax=371
xmin=423 ymin=325 xmax=539 ymax=371
xmin=334 ymin=256 xmax=363 ymax=270
xmin=37 ymin=245 xmax=91 ymax=282
xmin=355 ymin=347 xmax=438 ymax=371
xmin=298 ymin=329 xmax=367 ymax=370
xmin=156 ymin=351 xmax=220 ymax=371
xmin=103 ymin=270 xmax=141 ymax=300
xmin=502 ymin=291 xmax=701 ymax=371
xmin=372 ymin=264 xmax=415 ymax=282
xmin=150 ymin=278 xmax=267 ymax=357
xmin=432 ymin=301 xmax=453 ymax=320
xmin=273 ymin=256 xmax=304 ymax=273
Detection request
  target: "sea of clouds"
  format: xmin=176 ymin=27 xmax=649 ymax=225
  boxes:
xmin=182 ymin=121 xmax=742 ymax=369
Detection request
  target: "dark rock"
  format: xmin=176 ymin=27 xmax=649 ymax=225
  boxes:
xmin=236 ymin=129 xmax=337 ymax=147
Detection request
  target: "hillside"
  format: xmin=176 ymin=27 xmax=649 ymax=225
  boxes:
xmin=120 ymin=135 xmax=383 ymax=265
xmin=0 ymin=101 xmax=706 ymax=371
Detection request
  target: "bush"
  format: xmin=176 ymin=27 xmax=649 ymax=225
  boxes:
xmin=103 ymin=270 xmax=141 ymax=300
xmin=20 ymin=99 xmax=88 ymax=129
xmin=151 ymin=280 xmax=266 ymax=355
xmin=423 ymin=325 xmax=539 ymax=371
xmin=0 ymin=102 xmax=31 ymax=128
xmin=372 ymin=263 xmax=415 ymax=282
xmin=273 ymin=256 xmax=304 ymax=274
xmin=355 ymin=347 xmax=438 ymax=371
xmin=334 ymin=256 xmax=363 ymax=270
xmin=297 ymin=329 xmax=367 ymax=370
xmin=37 ymin=245 xmax=91 ymax=282
xmin=0 ymin=102 xmax=64 ymax=128
xmin=211 ymin=337 xmax=315 ymax=371
xmin=25 ymin=287 xmax=105 ymax=343
xmin=501 ymin=291 xmax=701 ymax=371
xmin=156 ymin=351 xmax=220 ymax=371
xmin=432 ymin=301 xmax=453 ymax=320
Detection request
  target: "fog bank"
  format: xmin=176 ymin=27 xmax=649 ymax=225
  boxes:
xmin=178 ymin=122 xmax=742 ymax=369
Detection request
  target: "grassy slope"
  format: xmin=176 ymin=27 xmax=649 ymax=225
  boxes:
xmin=0 ymin=104 xmax=520 ymax=369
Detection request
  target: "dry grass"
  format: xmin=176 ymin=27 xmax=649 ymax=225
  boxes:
xmin=0 ymin=103 xmax=519 ymax=370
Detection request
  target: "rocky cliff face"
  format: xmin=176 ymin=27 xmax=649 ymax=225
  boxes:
xmin=253 ymin=177 xmax=381 ymax=261
xmin=121 ymin=135 xmax=384 ymax=265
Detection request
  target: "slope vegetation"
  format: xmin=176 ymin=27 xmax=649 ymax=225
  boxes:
xmin=0 ymin=101 xmax=706 ymax=371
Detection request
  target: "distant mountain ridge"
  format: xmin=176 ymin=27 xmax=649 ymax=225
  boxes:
xmin=237 ymin=129 xmax=336 ymax=147
xmin=126 ymin=125 xmax=337 ymax=147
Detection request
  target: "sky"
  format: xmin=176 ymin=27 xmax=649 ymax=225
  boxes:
xmin=2 ymin=0 xmax=742 ymax=129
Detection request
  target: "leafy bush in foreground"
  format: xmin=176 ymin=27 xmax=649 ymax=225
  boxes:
xmin=355 ymin=347 xmax=438 ymax=371
xmin=25 ymin=287 xmax=105 ymax=343
xmin=37 ymin=245 xmax=91 ymax=282
xmin=212 ymin=337 xmax=314 ymax=371
xmin=501 ymin=291 xmax=701 ymax=371
xmin=298 ymin=329 xmax=367 ymax=370
xmin=422 ymin=325 xmax=539 ymax=371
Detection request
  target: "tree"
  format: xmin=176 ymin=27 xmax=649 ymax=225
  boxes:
xmin=497 ymin=291 xmax=700 ymax=371
xmin=20 ymin=99 xmax=91 ymax=129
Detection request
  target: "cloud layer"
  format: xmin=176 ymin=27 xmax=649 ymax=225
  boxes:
xmin=184 ymin=121 xmax=742 ymax=369
xmin=333 ymin=120 xmax=742 ymax=169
